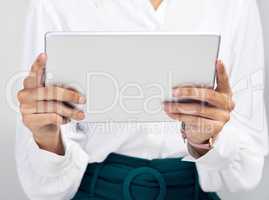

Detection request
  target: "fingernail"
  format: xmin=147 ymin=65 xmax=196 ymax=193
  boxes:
xmin=38 ymin=53 xmax=46 ymax=62
xmin=79 ymin=96 xmax=86 ymax=104
xmin=77 ymin=112 xmax=85 ymax=120
xmin=172 ymin=89 xmax=179 ymax=96
xmin=217 ymin=61 xmax=223 ymax=73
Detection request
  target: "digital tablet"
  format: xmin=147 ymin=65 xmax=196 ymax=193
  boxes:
xmin=45 ymin=32 xmax=220 ymax=122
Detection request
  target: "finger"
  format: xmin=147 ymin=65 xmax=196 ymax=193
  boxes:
xmin=30 ymin=53 xmax=47 ymax=74
xmin=167 ymin=113 xmax=222 ymax=142
xmin=183 ymin=119 xmax=222 ymax=143
xmin=180 ymin=125 xmax=218 ymax=144
xmin=172 ymin=87 xmax=234 ymax=110
xmin=169 ymin=112 xmax=218 ymax=135
xmin=23 ymin=72 xmax=45 ymax=89
xmin=24 ymin=53 xmax=47 ymax=89
xmin=17 ymin=86 xmax=86 ymax=104
xmin=216 ymin=60 xmax=232 ymax=94
xmin=163 ymin=102 xmax=230 ymax=121
xmin=20 ymin=101 xmax=85 ymax=121
xmin=167 ymin=113 xmax=206 ymax=124
xmin=22 ymin=113 xmax=64 ymax=129
xmin=51 ymin=83 xmax=85 ymax=97
xmin=173 ymin=84 xmax=211 ymax=89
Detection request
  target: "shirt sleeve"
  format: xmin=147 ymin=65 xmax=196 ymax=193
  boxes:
xmin=15 ymin=1 xmax=89 ymax=199
xmin=183 ymin=0 xmax=268 ymax=192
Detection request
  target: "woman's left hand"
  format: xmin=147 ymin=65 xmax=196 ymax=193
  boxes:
xmin=164 ymin=61 xmax=235 ymax=157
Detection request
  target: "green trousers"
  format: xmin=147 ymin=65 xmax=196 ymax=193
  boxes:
xmin=72 ymin=153 xmax=220 ymax=200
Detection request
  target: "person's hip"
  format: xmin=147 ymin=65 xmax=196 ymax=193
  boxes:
xmin=72 ymin=153 xmax=220 ymax=200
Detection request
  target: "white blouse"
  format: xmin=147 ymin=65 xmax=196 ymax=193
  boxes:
xmin=16 ymin=0 xmax=268 ymax=199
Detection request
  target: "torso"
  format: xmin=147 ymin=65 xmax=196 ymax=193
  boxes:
xmin=42 ymin=0 xmax=246 ymax=161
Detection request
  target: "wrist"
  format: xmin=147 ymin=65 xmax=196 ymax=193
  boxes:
xmin=34 ymin=130 xmax=65 ymax=156
xmin=186 ymin=138 xmax=215 ymax=158
xmin=187 ymin=143 xmax=209 ymax=158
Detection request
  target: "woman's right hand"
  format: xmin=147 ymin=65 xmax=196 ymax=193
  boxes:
xmin=17 ymin=53 xmax=86 ymax=155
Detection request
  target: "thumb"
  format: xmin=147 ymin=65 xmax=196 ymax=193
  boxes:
xmin=216 ymin=60 xmax=232 ymax=94
xmin=24 ymin=53 xmax=47 ymax=89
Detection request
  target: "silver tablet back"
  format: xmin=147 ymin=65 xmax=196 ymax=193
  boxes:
xmin=45 ymin=32 xmax=220 ymax=122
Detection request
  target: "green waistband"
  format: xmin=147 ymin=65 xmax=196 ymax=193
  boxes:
xmin=104 ymin=153 xmax=193 ymax=170
xmin=73 ymin=153 xmax=220 ymax=200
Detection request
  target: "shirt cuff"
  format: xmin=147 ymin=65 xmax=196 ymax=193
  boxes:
xmin=182 ymin=120 xmax=240 ymax=170
xmin=27 ymin=124 xmax=89 ymax=178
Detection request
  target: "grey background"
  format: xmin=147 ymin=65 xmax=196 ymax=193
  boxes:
xmin=0 ymin=0 xmax=268 ymax=199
